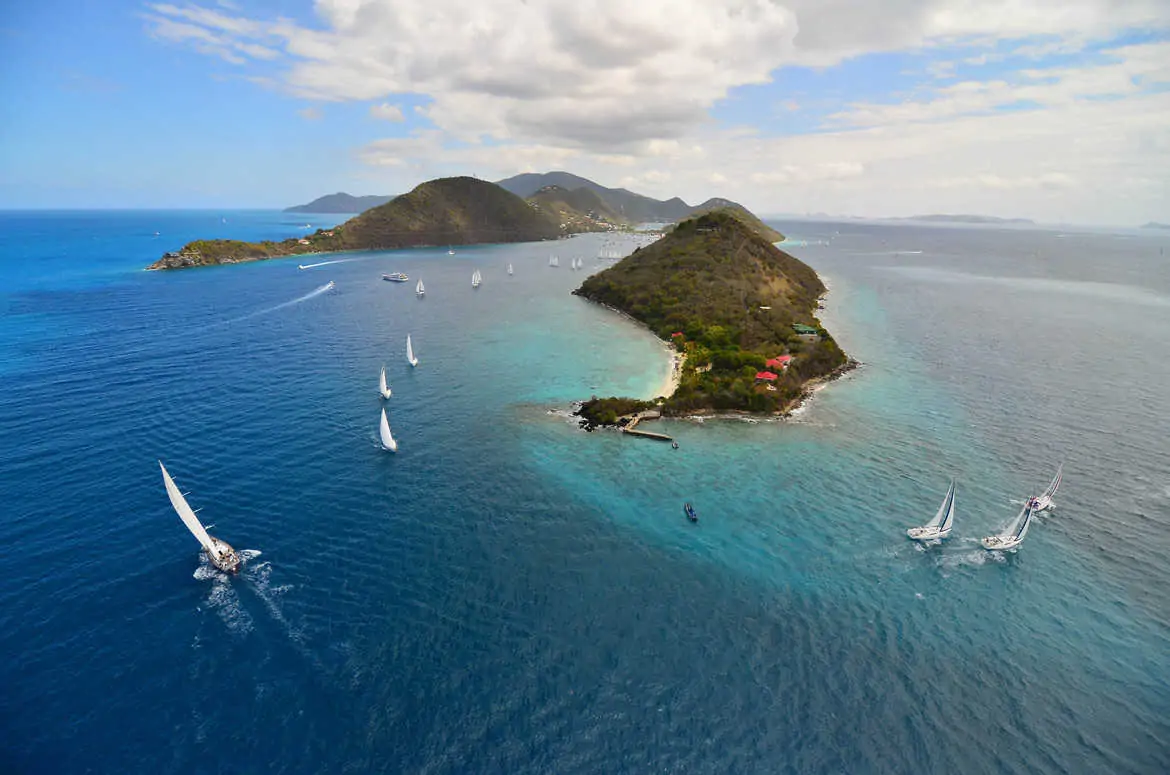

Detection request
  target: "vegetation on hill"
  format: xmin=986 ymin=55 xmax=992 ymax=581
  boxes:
xmin=284 ymin=192 xmax=395 ymax=214
xmin=574 ymin=211 xmax=847 ymax=415
xmin=527 ymin=185 xmax=627 ymax=231
xmin=496 ymin=170 xmax=693 ymax=223
xmin=685 ymin=198 xmax=785 ymax=242
xmin=575 ymin=397 xmax=654 ymax=427
xmin=149 ymin=177 xmax=562 ymax=270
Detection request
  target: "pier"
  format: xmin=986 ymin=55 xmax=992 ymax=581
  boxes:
xmin=620 ymin=411 xmax=674 ymax=442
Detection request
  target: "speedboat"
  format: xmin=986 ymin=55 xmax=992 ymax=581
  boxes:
xmin=382 ymin=272 xmax=409 ymax=282
xmin=684 ymin=502 xmax=698 ymax=523
xmin=907 ymin=479 xmax=956 ymax=541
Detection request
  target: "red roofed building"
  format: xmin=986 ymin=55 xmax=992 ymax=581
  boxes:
xmin=671 ymin=332 xmax=684 ymax=338
xmin=766 ymin=355 xmax=793 ymax=370
xmin=755 ymin=371 xmax=778 ymax=382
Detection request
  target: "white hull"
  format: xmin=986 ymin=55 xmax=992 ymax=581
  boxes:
xmin=981 ymin=535 xmax=1023 ymax=551
xmin=1030 ymin=494 xmax=1053 ymax=511
xmin=207 ymin=536 xmax=242 ymax=572
xmin=907 ymin=525 xmax=951 ymax=541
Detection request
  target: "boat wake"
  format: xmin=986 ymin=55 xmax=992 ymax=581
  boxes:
xmin=297 ymin=258 xmax=353 ymax=269
xmin=221 ymin=282 xmax=335 ymax=325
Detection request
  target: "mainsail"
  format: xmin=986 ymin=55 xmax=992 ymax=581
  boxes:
xmin=416 ymin=279 xmax=425 ymax=295
xmin=407 ymin=334 xmax=417 ymax=366
xmin=507 ymin=263 xmax=513 ymax=275
xmin=1012 ymin=503 xmax=1035 ymax=542
xmin=1043 ymin=464 xmax=1063 ymax=499
xmin=379 ymin=366 xmax=391 ymax=398
xmin=927 ymin=480 xmax=956 ymax=531
xmin=379 ymin=408 xmax=397 ymax=451
xmin=159 ymin=461 xmax=216 ymax=553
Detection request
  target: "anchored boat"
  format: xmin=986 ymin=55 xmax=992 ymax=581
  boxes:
xmin=382 ymin=272 xmax=409 ymax=282
xmin=159 ymin=461 xmax=241 ymax=573
xmin=907 ymin=479 xmax=956 ymax=541
xmin=684 ymin=502 xmax=698 ymax=523
xmin=981 ymin=501 xmax=1036 ymax=551
xmin=1029 ymin=464 xmax=1063 ymax=511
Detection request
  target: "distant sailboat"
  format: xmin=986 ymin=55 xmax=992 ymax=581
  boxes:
xmin=507 ymin=263 xmax=514 ymax=276
xmin=378 ymin=365 xmax=391 ymax=399
xmin=981 ymin=501 xmax=1036 ymax=551
xmin=906 ymin=480 xmax=956 ymax=541
xmin=416 ymin=279 xmax=425 ymax=297
xmin=448 ymin=246 xmax=455 ymax=255
xmin=549 ymin=255 xmax=559 ymax=267
xmin=406 ymin=334 xmax=418 ymax=367
xmin=1029 ymin=464 xmax=1063 ymax=511
xmin=378 ymin=408 xmax=398 ymax=452
xmin=471 ymin=269 xmax=482 ymax=288
xmin=159 ymin=461 xmax=241 ymax=573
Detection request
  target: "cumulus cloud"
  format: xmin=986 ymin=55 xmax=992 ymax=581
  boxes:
xmin=143 ymin=0 xmax=1170 ymax=222
xmin=369 ymin=102 xmax=404 ymax=122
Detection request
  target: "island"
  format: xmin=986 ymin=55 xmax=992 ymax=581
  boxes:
xmin=148 ymin=177 xmax=562 ymax=270
xmin=902 ymin=214 xmax=1034 ymax=225
xmin=683 ymin=198 xmax=784 ymax=242
xmin=573 ymin=209 xmax=852 ymax=424
xmin=284 ymin=192 xmax=396 ymax=214
xmin=1141 ymin=222 xmax=1170 ymax=230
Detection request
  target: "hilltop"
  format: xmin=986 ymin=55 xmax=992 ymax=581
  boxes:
xmin=686 ymin=198 xmax=785 ymax=242
xmin=284 ymin=192 xmax=395 ymax=214
xmin=149 ymin=177 xmax=560 ymax=270
xmin=527 ymin=185 xmax=626 ymax=231
xmin=574 ymin=211 xmax=847 ymax=415
xmin=497 ymin=171 xmax=693 ymax=223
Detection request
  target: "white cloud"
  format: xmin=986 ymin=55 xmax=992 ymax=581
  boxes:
xmin=298 ymin=106 xmax=323 ymax=120
xmin=143 ymin=0 xmax=1170 ymax=222
xmin=369 ymin=102 xmax=404 ymax=122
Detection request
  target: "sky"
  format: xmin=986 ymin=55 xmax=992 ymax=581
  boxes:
xmin=1 ymin=0 xmax=1168 ymax=224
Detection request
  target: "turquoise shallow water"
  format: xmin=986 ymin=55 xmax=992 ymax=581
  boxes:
xmin=1 ymin=211 xmax=1168 ymax=773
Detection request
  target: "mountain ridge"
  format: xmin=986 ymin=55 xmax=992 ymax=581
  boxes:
xmin=284 ymin=192 xmax=396 ymax=214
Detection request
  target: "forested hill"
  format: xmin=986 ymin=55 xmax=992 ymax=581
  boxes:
xmin=148 ymin=177 xmax=562 ymax=270
xmin=574 ymin=211 xmax=846 ymax=413
xmin=686 ymin=198 xmax=785 ymax=242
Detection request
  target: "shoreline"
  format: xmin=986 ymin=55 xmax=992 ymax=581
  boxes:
xmin=584 ymin=298 xmax=684 ymax=402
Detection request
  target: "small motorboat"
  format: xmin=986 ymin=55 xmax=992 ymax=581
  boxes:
xmin=684 ymin=502 xmax=698 ymax=523
xmin=382 ymin=272 xmax=409 ymax=282
xmin=672 ymin=441 xmax=679 ymax=449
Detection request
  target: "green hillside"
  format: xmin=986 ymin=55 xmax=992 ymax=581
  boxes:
xmin=685 ymin=198 xmax=784 ymax=242
xmin=574 ymin=211 xmax=845 ymax=414
xmin=149 ymin=177 xmax=561 ymax=270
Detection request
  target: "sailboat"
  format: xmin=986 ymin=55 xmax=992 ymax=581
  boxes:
xmin=159 ymin=461 xmax=241 ymax=573
xmin=378 ymin=407 xmax=397 ymax=452
xmin=448 ymin=246 xmax=455 ymax=255
xmin=981 ymin=501 xmax=1036 ymax=551
xmin=378 ymin=366 xmax=391 ymax=399
xmin=507 ymin=263 xmax=514 ymax=276
xmin=406 ymin=334 xmax=418 ymax=367
xmin=1029 ymin=464 xmax=1063 ymax=511
xmin=471 ymin=269 xmax=481 ymax=288
xmin=906 ymin=479 xmax=956 ymax=541
xmin=549 ymin=255 xmax=559 ymax=267
xmin=415 ymin=278 xmax=425 ymax=297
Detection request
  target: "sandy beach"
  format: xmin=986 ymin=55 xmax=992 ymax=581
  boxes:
xmin=652 ymin=341 xmax=684 ymax=400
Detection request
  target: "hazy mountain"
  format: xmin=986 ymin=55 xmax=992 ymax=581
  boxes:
xmin=496 ymin=171 xmax=693 ymax=223
xmin=284 ymin=193 xmax=396 ymax=214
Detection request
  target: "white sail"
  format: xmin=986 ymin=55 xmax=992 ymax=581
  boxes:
xmin=416 ymin=279 xmax=425 ymax=295
xmin=407 ymin=334 xmax=418 ymax=366
xmin=1043 ymin=464 xmax=1062 ymax=499
xmin=379 ymin=408 xmax=397 ymax=451
xmin=159 ymin=461 xmax=216 ymax=553
xmin=507 ymin=263 xmax=513 ymax=275
xmin=939 ymin=481 xmax=956 ymax=532
xmin=1013 ymin=504 xmax=1034 ymax=542
xmin=379 ymin=366 xmax=391 ymax=399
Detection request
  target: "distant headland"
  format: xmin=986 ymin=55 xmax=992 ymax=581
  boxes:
xmin=1141 ymin=222 xmax=1170 ymax=230
xmin=149 ymin=177 xmax=563 ymax=270
xmin=284 ymin=192 xmax=396 ymax=214
xmin=573 ymin=209 xmax=851 ymax=422
xmin=901 ymin=214 xmax=1035 ymax=225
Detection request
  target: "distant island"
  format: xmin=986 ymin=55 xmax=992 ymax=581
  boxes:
xmin=1141 ymin=222 xmax=1170 ymax=230
xmin=496 ymin=171 xmax=693 ymax=223
xmin=902 ymin=214 xmax=1035 ymax=225
xmin=284 ymin=192 xmax=396 ymax=214
xmin=685 ymin=198 xmax=784 ymax=242
xmin=573 ymin=210 xmax=850 ymax=421
xmin=149 ymin=177 xmax=561 ymax=270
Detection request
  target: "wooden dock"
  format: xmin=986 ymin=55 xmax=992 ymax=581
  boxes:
xmin=621 ymin=427 xmax=674 ymax=442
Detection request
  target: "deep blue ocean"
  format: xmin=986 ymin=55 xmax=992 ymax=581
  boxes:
xmin=1 ymin=210 xmax=1168 ymax=774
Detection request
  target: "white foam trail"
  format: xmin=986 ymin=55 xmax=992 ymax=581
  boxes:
xmin=298 ymin=258 xmax=354 ymax=269
xmin=221 ymin=281 xmax=334 ymax=325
